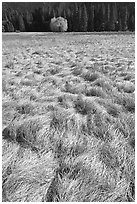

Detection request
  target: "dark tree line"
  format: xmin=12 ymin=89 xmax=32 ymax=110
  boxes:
xmin=2 ymin=2 xmax=135 ymax=32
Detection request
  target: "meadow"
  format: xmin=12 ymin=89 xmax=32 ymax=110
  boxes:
xmin=2 ymin=32 xmax=135 ymax=202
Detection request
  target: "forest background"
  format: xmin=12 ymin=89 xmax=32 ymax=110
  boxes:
xmin=2 ymin=2 xmax=135 ymax=32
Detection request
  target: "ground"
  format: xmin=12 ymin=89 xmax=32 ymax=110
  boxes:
xmin=2 ymin=32 xmax=135 ymax=202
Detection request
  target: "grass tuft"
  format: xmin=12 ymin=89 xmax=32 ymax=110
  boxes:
xmin=114 ymin=93 xmax=135 ymax=113
xmin=85 ymin=86 xmax=107 ymax=98
xmin=92 ymin=77 xmax=114 ymax=92
xmin=82 ymin=71 xmax=101 ymax=82
xmin=97 ymin=98 xmax=121 ymax=117
xmin=73 ymin=95 xmax=98 ymax=115
xmin=99 ymin=144 xmax=119 ymax=169
xmin=116 ymin=81 xmax=135 ymax=93
xmin=71 ymin=67 xmax=82 ymax=76
xmin=16 ymin=102 xmax=34 ymax=115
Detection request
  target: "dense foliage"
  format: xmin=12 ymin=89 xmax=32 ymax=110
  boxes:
xmin=2 ymin=2 xmax=135 ymax=32
xmin=50 ymin=17 xmax=68 ymax=32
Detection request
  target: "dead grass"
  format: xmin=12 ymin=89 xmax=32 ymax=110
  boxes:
xmin=2 ymin=33 xmax=135 ymax=202
xmin=16 ymin=102 xmax=34 ymax=115
xmin=113 ymin=92 xmax=135 ymax=113
xmin=82 ymin=71 xmax=101 ymax=82
xmin=96 ymin=98 xmax=122 ymax=117
xmin=85 ymin=86 xmax=107 ymax=98
xmin=71 ymin=66 xmax=83 ymax=76
xmin=116 ymin=81 xmax=135 ymax=93
xmin=92 ymin=77 xmax=114 ymax=92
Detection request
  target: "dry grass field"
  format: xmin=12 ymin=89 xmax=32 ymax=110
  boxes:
xmin=2 ymin=32 xmax=135 ymax=202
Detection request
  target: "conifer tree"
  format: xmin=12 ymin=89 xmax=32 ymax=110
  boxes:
xmin=109 ymin=4 xmax=116 ymax=31
xmin=78 ymin=4 xmax=82 ymax=31
xmin=18 ymin=14 xmax=25 ymax=31
xmin=73 ymin=3 xmax=79 ymax=31
xmin=123 ymin=6 xmax=128 ymax=31
xmin=106 ymin=3 xmax=111 ymax=30
xmin=2 ymin=2 xmax=135 ymax=32
xmin=81 ymin=4 xmax=88 ymax=32
xmin=88 ymin=4 xmax=95 ymax=31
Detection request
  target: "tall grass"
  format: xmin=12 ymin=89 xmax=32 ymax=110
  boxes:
xmin=2 ymin=33 xmax=135 ymax=202
xmin=82 ymin=71 xmax=101 ymax=82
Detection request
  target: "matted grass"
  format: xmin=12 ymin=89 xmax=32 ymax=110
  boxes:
xmin=2 ymin=33 xmax=135 ymax=202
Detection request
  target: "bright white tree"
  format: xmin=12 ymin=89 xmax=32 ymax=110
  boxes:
xmin=50 ymin=17 xmax=68 ymax=32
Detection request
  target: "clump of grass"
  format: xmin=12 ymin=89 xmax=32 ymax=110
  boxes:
xmin=71 ymin=67 xmax=82 ymax=76
xmin=54 ymin=128 xmax=134 ymax=201
xmin=2 ymin=115 xmax=51 ymax=152
xmin=20 ymin=79 xmax=34 ymax=86
xmin=99 ymin=144 xmax=119 ymax=169
xmin=74 ymin=95 xmax=96 ymax=115
xmin=3 ymin=149 xmax=57 ymax=202
xmin=45 ymin=169 xmax=60 ymax=202
xmin=2 ymin=79 xmax=7 ymax=92
xmin=63 ymin=81 xmax=86 ymax=95
xmin=16 ymin=102 xmax=34 ymax=115
xmin=63 ymin=81 xmax=77 ymax=94
xmin=119 ymin=71 xmax=133 ymax=77
xmin=116 ymin=81 xmax=135 ymax=93
xmin=56 ymin=141 xmax=120 ymax=201
xmin=114 ymin=93 xmax=135 ymax=113
xmin=97 ymin=98 xmax=121 ymax=117
xmin=85 ymin=86 xmax=107 ymax=98
xmin=86 ymin=111 xmax=112 ymax=141
xmin=32 ymin=50 xmax=41 ymax=55
xmin=92 ymin=77 xmax=114 ymax=92
xmin=114 ymin=112 xmax=135 ymax=141
xmin=49 ymin=107 xmax=89 ymax=159
xmin=34 ymin=69 xmax=42 ymax=74
xmin=82 ymin=71 xmax=101 ymax=82
xmin=8 ymin=79 xmax=16 ymax=86
xmin=120 ymin=72 xmax=134 ymax=81
xmin=57 ymin=93 xmax=75 ymax=109
xmin=49 ymin=67 xmax=61 ymax=75
xmin=29 ymin=94 xmax=37 ymax=101
xmin=2 ymin=98 xmax=18 ymax=126
xmin=48 ymin=108 xmax=90 ymax=195
xmin=2 ymin=140 xmax=20 ymax=174
xmin=5 ymin=61 xmax=14 ymax=69
xmin=15 ymin=71 xmax=23 ymax=77
xmin=2 ymin=124 xmax=16 ymax=143
xmin=3 ymin=103 xmax=134 ymax=202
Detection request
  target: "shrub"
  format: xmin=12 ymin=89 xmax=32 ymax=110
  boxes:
xmin=50 ymin=17 xmax=68 ymax=32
